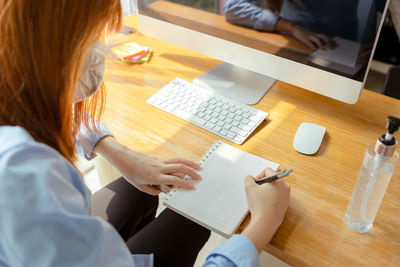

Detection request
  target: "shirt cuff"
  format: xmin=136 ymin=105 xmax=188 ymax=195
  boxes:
xmin=75 ymin=121 xmax=114 ymax=160
xmin=254 ymin=10 xmax=280 ymax=32
xmin=131 ymin=254 xmax=154 ymax=267
xmin=206 ymin=234 xmax=260 ymax=267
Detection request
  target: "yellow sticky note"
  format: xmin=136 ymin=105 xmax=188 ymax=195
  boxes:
xmin=111 ymin=42 xmax=148 ymax=60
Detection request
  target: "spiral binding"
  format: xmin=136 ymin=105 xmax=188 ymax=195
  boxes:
xmin=164 ymin=140 xmax=223 ymax=201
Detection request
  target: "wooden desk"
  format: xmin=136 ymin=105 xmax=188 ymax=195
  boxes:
xmin=103 ymin=16 xmax=400 ymax=266
xmin=140 ymin=0 xmax=312 ymax=63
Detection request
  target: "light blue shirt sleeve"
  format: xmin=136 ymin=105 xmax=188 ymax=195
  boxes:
xmin=75 ymin=120 xmax=114 ymax=160
xmin=224 ymin=0 xmax=279 ymax=32
xmin=203 ymin=235 xmax=260 ymax=266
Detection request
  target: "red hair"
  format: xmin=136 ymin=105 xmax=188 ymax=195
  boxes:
xmin=0 ymin=0 xmax=121 ymax=163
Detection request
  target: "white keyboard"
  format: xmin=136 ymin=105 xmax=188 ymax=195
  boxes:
xmin=146 ymin=78 xmax=268 ymax=144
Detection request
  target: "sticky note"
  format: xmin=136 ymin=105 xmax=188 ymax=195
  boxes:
xmin=111 ymin=42 xmax=149 ymax=60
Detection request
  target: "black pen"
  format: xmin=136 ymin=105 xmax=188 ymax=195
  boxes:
xmin=255 ymin=168 xmax=293 ymax=185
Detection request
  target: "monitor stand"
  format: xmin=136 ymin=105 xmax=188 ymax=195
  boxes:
xmin=193 ymin=62 xmax=276 ymax=105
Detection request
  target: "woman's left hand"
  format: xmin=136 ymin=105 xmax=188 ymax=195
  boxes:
xmin=94 ymin=137 xmax=201 ymax=195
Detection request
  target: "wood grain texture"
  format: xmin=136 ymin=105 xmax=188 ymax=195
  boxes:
xmin=103 ymin=15 xmax=400 ymax=267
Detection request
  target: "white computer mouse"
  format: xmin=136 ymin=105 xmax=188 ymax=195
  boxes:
xmin=293 ymin=122 xmax=326 ymax=155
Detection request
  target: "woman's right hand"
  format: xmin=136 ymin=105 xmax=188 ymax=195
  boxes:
xmin=241 ymin=168 xmax=290 ymax=253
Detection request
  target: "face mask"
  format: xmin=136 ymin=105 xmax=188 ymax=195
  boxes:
xmin=74 ymin=41 xmax=105 ymax=103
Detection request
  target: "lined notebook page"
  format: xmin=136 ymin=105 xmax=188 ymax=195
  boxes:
xmin=163 ymin=141 xmax=279 ymax=237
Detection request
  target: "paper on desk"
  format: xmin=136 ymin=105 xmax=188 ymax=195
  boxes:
xmin=310 ymin=37 xmax=361 ymax=68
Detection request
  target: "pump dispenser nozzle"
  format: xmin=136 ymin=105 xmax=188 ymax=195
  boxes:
xmin=375 ymin=116 xmax=400 ymax=157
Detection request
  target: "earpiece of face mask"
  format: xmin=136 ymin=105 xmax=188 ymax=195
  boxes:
xmin=74 ymin=41 xmax=106 ymax=103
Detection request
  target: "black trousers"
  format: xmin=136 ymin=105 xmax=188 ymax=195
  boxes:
xmin=91 ymin=177 xmax=211 ymax=267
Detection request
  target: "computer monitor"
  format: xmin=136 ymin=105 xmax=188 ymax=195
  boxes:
xmin=138 ymin=0 xmax=389 ymax=104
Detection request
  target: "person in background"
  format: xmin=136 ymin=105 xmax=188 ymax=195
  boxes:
xmin=0 ymin=0 xmax=290 ymax=266
xmin=224 ymin=0 xmax=361 ymax=50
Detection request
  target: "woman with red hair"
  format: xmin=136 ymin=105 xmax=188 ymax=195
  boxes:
xmin=0 ymin=1 xmax=290 ymax=266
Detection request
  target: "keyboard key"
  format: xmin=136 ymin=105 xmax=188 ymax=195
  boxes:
xmin=205 ymin=122 xmax=215 ymax=130
xmin=175 ymin=109 xmax=191 ymax=120
xmin=223 ymin=124 xmax=232 ymax=130
xmin=218 ymin=114 xmax=226 ymax=121
xmin=234 ymin=115 xmax=242 ymax=121
xmin=250 ymin=115 xmax=261 ymax=122
xmin=224 ymin=118 xmax=233 ymax=124
xmin=242 ymin=112 xmax=250 ymax=119
xmin=248 ymin=121 xmax=256 ymax=127
xmin=234 ymin=136 xmax=242 ymax=143
xmin=231 ymin=126 xmax=241 ymax=134
xmin=210 ymin=118 xmax=218 ymax=124
xmin=241 ymin=118 xmax=250 ymax=124
xmin=197 ymin=111 xmax=205 ymax=118
xmin=217 ymin=121 xmax=225 ymax=127
xmin=231 ymin=120 xmax=239 ymax=127
xmin=239 ymin=123 xmax=252 ymax=131
xmin=219 ymin=128 xmax=228 ymax=136
xmin=227 ymin=132 xmax=236 ymax=139
xmin=189 ymin=116 xmax=206 ymax=126
xmin=165 ymin=105 xmax=175 ymax=112
xmin=214 ymin=126 xmax=222 ymax=132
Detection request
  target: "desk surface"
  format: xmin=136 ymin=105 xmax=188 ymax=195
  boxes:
xmin=103 ymin=15 xmax=400 ymax=266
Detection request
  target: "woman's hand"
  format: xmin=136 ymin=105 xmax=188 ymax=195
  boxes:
xmin=94 ymin=137 xmax=201 ymax=195
xmin=241 ymin=168 xmax=290 ymax=253
xmin=123 ymin=154 xmax=201 ymax=195
xmin=246 ymin=168 xmax=290 ymax=224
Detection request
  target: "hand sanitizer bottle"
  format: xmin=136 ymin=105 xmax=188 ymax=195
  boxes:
xmin=344 ymin=116 xmax=400 ymax=233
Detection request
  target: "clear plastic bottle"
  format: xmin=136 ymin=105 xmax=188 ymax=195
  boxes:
xmin=345 ymin=116 xmax=400 ymax=232
xmin=344 ymin=145 xmax=399 ymax=233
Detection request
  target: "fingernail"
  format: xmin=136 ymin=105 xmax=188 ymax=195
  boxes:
xmin=186 ymin=182 xmax=195 ymax=189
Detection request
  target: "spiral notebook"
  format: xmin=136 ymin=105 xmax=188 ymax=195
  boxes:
xmin=163 ymin=140 xmax=279 ymax=237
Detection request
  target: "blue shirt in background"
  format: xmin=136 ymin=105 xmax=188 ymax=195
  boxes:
xmin=224 ymin=0 xmax=359 ymax=41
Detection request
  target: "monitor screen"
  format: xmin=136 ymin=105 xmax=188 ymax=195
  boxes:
xmin=138 ymin=0 xmax=389 ymax=104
